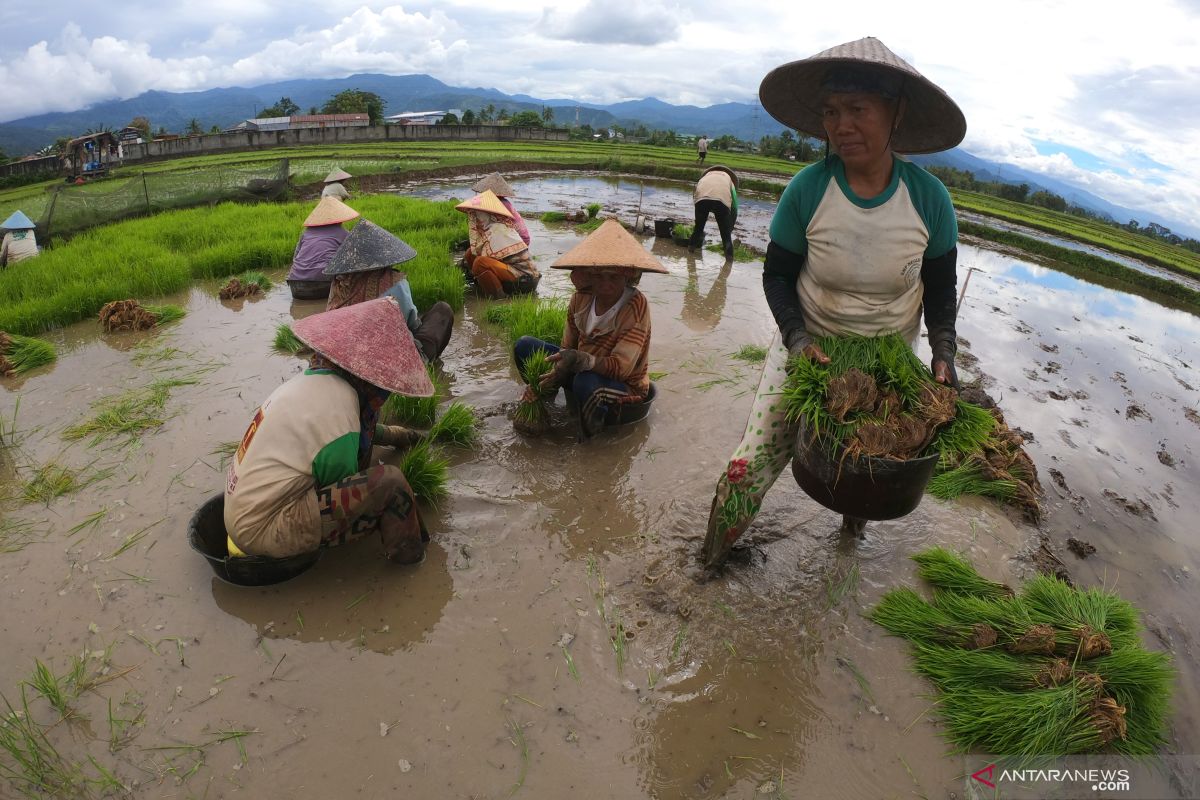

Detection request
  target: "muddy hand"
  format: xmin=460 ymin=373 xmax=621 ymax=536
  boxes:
xmin=785 ymin=330 xmax=830 ymax=364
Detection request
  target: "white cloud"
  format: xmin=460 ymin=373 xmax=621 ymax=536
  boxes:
xmin=539 ymin=0 xmax=683 ymax=46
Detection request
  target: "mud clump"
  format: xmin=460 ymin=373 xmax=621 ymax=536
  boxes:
xmin=219 ymin=278 xmax=263 ymax=300
xmin=1125 ymin=403 xmax=1152 ymax=421
xmin=1067 ymin=537 xmax=1096 ymax=559
xmin=1185 ymin=408 xmax=1200 ymax=428
xmin=1039 ymin=342 xmax=1059 ymax=353
xmin=1073 ymin=625 xmax=1113 ymax=659
xmin=1009 ymin=623 xmax=1058 ymax=656
xmin=965 ymin=623 xmax=998 ymax=650
xmin=1102 ymin=490 xmax=1157 ymax=521
xmin=1033 ymin=658 xmax=1073 ymax=688
xmin=0 ymin=331 xmax=12 ymax=375
xmin=98 ymin=299 xmax=159 ymax=332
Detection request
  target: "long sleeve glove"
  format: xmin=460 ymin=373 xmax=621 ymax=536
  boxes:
xmin=921 ymin=246 xmax=959 ymax=388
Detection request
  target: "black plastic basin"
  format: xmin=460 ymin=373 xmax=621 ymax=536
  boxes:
xmin=188 ymin=494 xmax=320 ymax=586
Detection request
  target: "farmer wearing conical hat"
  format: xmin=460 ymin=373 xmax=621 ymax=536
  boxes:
xmin=702 ymin=37 xmax=966 ymax=567
xmin=323 ymin=219 xmax=454 ymax=363
xmin=514 ymin=219 xmax=667 ymax=438
xmin=286 ymin=196 xmax=358 ymax=287
xmin=224 ymin=297 xmax=433 ymax=564
xmin=689 ymin=165 xmax=739 ymax=260
xmin=456 ymin=190 xmax=540 ymax=299
xmin=321 ymin=167 xmax=352 ymax=199
xmin=472 ymin=172 xmax=530 ymax=246
xmin=1 ymin=210 xmax=39 ymax=266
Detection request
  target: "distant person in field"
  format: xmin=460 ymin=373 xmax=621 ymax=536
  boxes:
xmin=689 ymin=166 xmax=739 ymax=261
xmin=322 ymin=219 xmax=454 ymax=363
xmin=701 ymin=36 xmax=964 ymax=567
xmin=472 ymin=172 xmax=530 ymax=246
xmin=513 ymin=220 xmax=666 ymax=439
xmin=224 ymin=297 xmax=433 ymax=564
xmin=697 ymin=135 xmax=709 ymax=164
xmin=456 ymin=190 xmax=540 ymax=299
xmin=322 ymin=168 xmax=352 ymax=199
xmin=0 ymin=210 xmax=39 ymax=266
xmin=287 ymin=197 xmax=357 ymax=290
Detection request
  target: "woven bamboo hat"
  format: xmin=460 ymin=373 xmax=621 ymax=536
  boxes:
xmin=759 ymin=36 xmax=965 ymax=154
xmin=303 ymin=196 xmax=359 ymax=227
xmin=552 ymin=219 xmax=668 ymax=274
xmin=455 ymin=190 xmax=512 ymax=219
xmin=292 ymin=297 xmax=433 ymax=397
xmin=1 ymin=210 xmax=35 ymax=230
xmin=323 ymin=219 xmax=417 ymax=276
xmin=702 ymin=165 xmax=739 ymax=189
xmin=471 ymin=172 xmax=516 ymax=197
xmin=324 ymin=168 xmax=352 ymax=183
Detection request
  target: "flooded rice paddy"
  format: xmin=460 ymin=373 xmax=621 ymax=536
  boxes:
xmin=1 ymin=176 xmax=1199 ymax=799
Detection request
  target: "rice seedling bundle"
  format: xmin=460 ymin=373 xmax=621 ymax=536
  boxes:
xmin=427 ymin=401 xmax=478 ymax=447
xmin=219 ymin=271 xmax=272 ymax=300
xmin=97 ymin=300 xmax=183 ymax=332
xmin=272 ymin=323 xmax=308 ymax=355
xmin=539 ymin=211 xmax=568 ymax=223
xmin=513 ymin=350 xmax=554 ymax=433
xmin=0 ymin=331 xmax=56 ymax=376
xmin=781 ymin=333 xmax=1037 ymax=512
xmin=870 ymin=547 xmax=1173 ymax=755
xmin=381 ymin=365 xmax=446 ymax=428
xmin=399 ymin=441 xmax=449 ymax=505
xmin=485 ymin=296 xmax=569 ymax=347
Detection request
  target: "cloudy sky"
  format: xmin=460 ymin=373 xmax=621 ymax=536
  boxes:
xmin=2 ymin=0 xmax=1198 ymax=235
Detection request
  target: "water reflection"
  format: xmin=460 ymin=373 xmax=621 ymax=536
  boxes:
xmin=210 ymin=537 xmax=453 ymax=654
xmin=679 ymin=254 xmax=733 ymax=332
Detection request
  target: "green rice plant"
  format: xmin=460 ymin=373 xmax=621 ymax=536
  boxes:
xmin=911 ymin=643 xmax=1070 ymax=693
xmin=869 ymin=587 xmax=974 ymax=646
xmin=673 ymin=224 xmax=693 ymax=241
xmin=0 ymin=689 xmax=98 ymax=798
xmin=235 ymin=271 xmax=272 ymax=291
xmin=25 ymin=661 xmax=72 ymax=719
xmin=912 ymin=547 xmax=1013 ymax=599
xmin=381 ymin=364 xmax=446 ymax=427
xmin=272 ymin=323 xmax=307 ymax=355
xmin=574 ymin=217 xmax=603 ymax=234
xmin=427 ymin=402 xmax=478 ymax=447
xmin=930 ymin=401 xmax=996 ymax=457
xmin=399 ymin=441 xmax=449 ymax=506
xmin=1020 ymin=575 xmax=1141 ymax=652
xmin=1089 ymin=649 xmax=1174 ymax=754
xmin=704 ymin=241 xmax=759 ymax=261
xmin=514 ymin=349 xmax=554 ymax=430
xmin=926 ymin=458 xmax=1018 ymax=501
xmin=0 ymin=334 xmax=57 ymax=375
xmin=937 ymin=680 xmax=1106 ymax=756
xmin=731 ymin=344 xmax=767 ymax=363
xmin=585 ymin=203 xmax=601 ymax=220
xmin=21 ymin=464 xmax=78 ymax=504
xmin=539 ymin=211 xmax=567 ymax=223
xmin=143 ymin=305 xmax=185 ymax=326
xmin=485 ymin=295 xmax=569 ymax=347
xmin=62 ymin=377 xmax=198 ymax=446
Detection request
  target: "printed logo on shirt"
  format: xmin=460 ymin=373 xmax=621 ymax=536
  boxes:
xmin=902 ymin=257 xmax=922 ymax=288
xmin=235 ymin=407 xmax=264 ymax=464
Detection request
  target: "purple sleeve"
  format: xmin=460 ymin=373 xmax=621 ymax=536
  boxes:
xmin=502 ymin=198 xmax=531 ymax=245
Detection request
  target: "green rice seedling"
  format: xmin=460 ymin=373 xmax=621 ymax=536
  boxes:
xmin=0 ymin=689 xmax=96 ymax=797
xmin=1020 ymin=575 xmax=1141 ymax=653
xmin=399 ymin=441 xmax=449 ymax=505
xmin=731 ymin=344 xmax=768 ymax=363
xmin=673 ymin=224 xmax=693 ymax=241
xmin=237 ymin=271 xmax=272 ymax=291
xmin=1089 ymin=649 xmax=1174 ymax=754
xmin=62 ymin=377 xmax=198 ymax=446
xmin=381 ymin=364 xmax=446 ymax=427
xmin=936 ymin=680 xmax=1106 ymax=756
xmin=930 ymin=400 xmax=996 ymax=457
xmin=869 ymin=587 xmax=975 ymax=646
xmin=913 ymin=547 xmax=1014 ymax=599
xmin=0 ymin=334 xmax=57 ymax=375
xmin=427 ymin=402 xmax=478 ymax=447
xmin=514 ymin=350 xmax=554 ymax=430
xmin=705 ymin=241 xmax=758 ymax=261
xmin=911 ymin=643 xmax=1072 ymax=693
xmin=21 ymin=464 xmax=78 ymax=504
xmin=574 ymin=217 xmax=603 ymax=234
xmin=485 ymin=295 xmax=569 ymax=347
xmin=26 ymin=660 xmax=72 ymax=718
xmin=143 ymin=305 xmax=185 ymax=326
xmin=926 ymin=458 xmax=1018 ymax=501
xmin=272 ymin=323 xmax=307 ymax=355
xmin=585 ymin=203 xmax=601 ymax=220
xmin=539 ymin=211 xmax=567 ymax=223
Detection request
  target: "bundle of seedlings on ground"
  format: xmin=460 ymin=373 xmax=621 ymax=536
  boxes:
xmin=97 ymin=300 xmax=184 ymax=332
xmin=381 ymin=365 xmax=446 ymax=428
xmin=427 ymin=401 xmax=478 ymax=447
xmin=484 ymin=296 xmax=568 ymax=347
xmin=781 ymin=333 xmax=1039 ymax=513
xmin=399 ymin=441 xmax=449 ymax=505
xmin=219 ymin=271 xmax=272 ymax=299
xmin=272 ymin=323 xmax=308 ymax=355
xmin=513 ymin=349 xmax=555 ymax=435
xmin=0 ymin=331 xmax=56 ymax=376
xmin=870 ymin=546 xmax=1173 ymax=755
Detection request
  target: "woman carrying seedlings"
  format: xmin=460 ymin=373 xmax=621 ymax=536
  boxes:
xmin=472 ymin=172 xmax=530 ymax=246
xmin=702 ymin=37 xmax=965 ymax=567
xmin=286 ymin=196 xmax=358 ymax=290
xmin=323 ymin=219 xmax=454 ymax=363
xmin=1 ymin=210 xmax=39 ymax=266
xmin=322 ymin=168 xmax=352 ymax=199
xmin=225 ymin=297 xmax=434 ymax=564
xmin=513 ymin=219 xmax=666 ymax=438
xmin=689 ymin=166 xmax=739 ymax=261
xmin=457 ymin=191 xmax=540 ymax=299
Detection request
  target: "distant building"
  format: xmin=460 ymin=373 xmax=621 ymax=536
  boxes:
xmin=117 ymin=126 xmax=144 ymax=144
xmin=64 ymin=131 xmax=119 ymax=177
xmin=384 ymin=110 xmax=464 ymax=126
xmin=224 ymin=114 xmax=369 ymax=133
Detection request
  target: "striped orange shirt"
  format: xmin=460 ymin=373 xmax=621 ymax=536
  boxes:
xmin=562 ymin=289 xmax=651 ymax=396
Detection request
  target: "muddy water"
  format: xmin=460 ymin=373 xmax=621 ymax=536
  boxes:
xmin=2 ymin=207 xmax=1198 ymax=799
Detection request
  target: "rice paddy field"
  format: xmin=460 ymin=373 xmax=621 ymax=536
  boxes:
xmin=1 ymin=169 xmax=1199 ymax=799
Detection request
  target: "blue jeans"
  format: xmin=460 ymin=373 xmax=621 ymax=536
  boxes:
xmin=514 ymin=337 xmax=630 ymax=430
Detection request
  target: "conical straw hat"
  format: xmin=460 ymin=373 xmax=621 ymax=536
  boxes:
xmin=759 ymin=36 xmax=965 ymax=154
xmin=324 ymin=168 xmax=352 ymax=183
xmin=552 ymin=219 xmax=668 ymax=274
xmin=323 ymin=219 xmax=417 ymax=276
xmin=304 ymin=196 xmax=359 ymax=227
xmin=1 ymin=210 xmax=35 ymax=230
xmin=455 ymin=190 xmax=513 ymax=219
xmin=471 ymin=172 xmax=516 ymax=197
xmin=292 ymin=297 xmax=434 ymax=397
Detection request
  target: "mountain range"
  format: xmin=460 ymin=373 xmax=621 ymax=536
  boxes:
xmin=0 ymin=72 xmax=1183 ymax=236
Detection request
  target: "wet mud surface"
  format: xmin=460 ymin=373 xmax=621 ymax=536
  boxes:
xmin=2 ymin=183 xmax=1199 ymax=798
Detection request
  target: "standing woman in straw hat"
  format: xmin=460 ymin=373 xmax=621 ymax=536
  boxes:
xmin=224 ymin=297 xmax=433 ymax=564
xmin=514 ymin=219 xmax=666 ymax=438
xmin=322 ymin=168 xmax=353 ymax=199
xmin=473 ymin=172 xmax=531 ymax=247
xmin=701 ymin=37 xmax=965 ymax=567
xmin=456 ymin=190 xmax=541 ymax=299
xmin=286 ymin=196 xmax=358 ymax=298
xmin=323 ymin=219 xmax=455 ymax=363
xmin=1 ymin=210 xmax=39 ymax=266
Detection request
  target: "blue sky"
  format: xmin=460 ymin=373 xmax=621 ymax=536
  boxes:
xmin=2 ymin=0 xmax=1198 ymax=237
